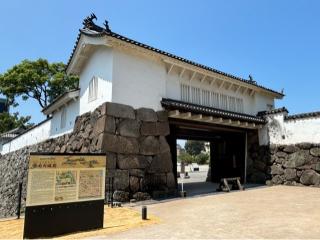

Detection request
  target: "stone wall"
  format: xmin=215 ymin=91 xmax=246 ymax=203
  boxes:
xmin=246 ymin=131 xmax=271 ymax=183
xmin=267 ymin=143 xmax=320 ymax=186
xmin=0 ymin=102 xmax=175 ymax=218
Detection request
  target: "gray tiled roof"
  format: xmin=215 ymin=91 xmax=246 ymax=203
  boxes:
xmin=285 ymin=111 xmax=320 ymax=120
xmin=257 ymin=107 xmax=288 ymax=116
xmin=66 ymin=15 xmax=284 ymax=98
xmin=161 ymin=98 xmax=266 ymax=124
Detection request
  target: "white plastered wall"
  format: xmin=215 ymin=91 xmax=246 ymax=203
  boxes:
xmin=259 ymin=112 xmax=320 ymax=145
xmin=79 ymin=46 xmax=113 ymax=115
xmin=112 ymin=48 xmax=166 ymax=110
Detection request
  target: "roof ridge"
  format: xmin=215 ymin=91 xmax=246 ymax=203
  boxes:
xmin=66 ymin=14 xmax=284 ymax=97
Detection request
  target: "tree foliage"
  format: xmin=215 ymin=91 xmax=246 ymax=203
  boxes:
xmin=178 ymin=152 xmax=194 ymax=164
xmin=0 ymin=112 xmax=32 ymax=134
xmin=195 ymin=153 xmax=210 ymax=165
xmin=0 ymin=59 xmax=79 ymax=109
xmin=185 ymin=140 xmax=205 ymax=156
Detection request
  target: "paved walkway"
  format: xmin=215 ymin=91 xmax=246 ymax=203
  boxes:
xmin=93 ymin=186 xmax=320 ymax=239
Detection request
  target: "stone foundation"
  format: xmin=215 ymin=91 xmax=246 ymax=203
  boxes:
xmin=267 ymin=143 xmax=320 ymax=186
xmin=0 ymin=102 xmax=175 ymax=218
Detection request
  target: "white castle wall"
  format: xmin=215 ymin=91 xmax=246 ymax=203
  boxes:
xmin=259 ymin=112 xmax=320 ymax=145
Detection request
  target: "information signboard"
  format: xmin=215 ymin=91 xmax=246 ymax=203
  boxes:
xmin=23 ymin=153 xmax=106 ymax=239
xmin=26 ymin=154 xmax=106 ymax=206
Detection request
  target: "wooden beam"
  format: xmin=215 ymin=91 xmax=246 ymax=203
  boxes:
xmin=202 ymin=116 xmax=213 ymax=122
xmin=210 ymin=78 xmax=216 ymax=86
xmin=227 ymin=83 xmax=233 ymax=90
xmin=241 ymin=122 xmax=249 ymax=127
xmin=235 ymin=85 xmax=241 ymax=93
xmin=223 ymin=119 xmax=232 ymax=124
xmin=191 ymin=114 xmax=203 ymax=120
xmin=169 ymin=110 xmax=180 ymax=117
xmin=168 ymin=64 xmax=174 ymax=74
xmin=190 ymin=72 xmax=196 ymax=82
xmin=180 ymin=112 xmax=192 ymax=118
xmin=232 ymin=120 xmax=241 ymax=125
xmin=200 ymin=75 xmax=206 ymax=83
xmin=219 ymin=81 xmax=224 ymax=89
xmin=179 ymin=68 xmax=185 ymax=78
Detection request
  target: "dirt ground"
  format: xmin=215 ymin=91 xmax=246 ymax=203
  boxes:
xmin=99 ymin=186 xmax=320 ymax=239
xmin=0 ymin=206 xmax=159 ymax=239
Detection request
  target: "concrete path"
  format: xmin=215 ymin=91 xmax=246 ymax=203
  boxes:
xmin=93 ymin=186 xmax=320 ymax=239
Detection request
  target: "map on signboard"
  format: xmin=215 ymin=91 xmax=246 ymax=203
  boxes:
xmin=26 ymin=154 xmax=106 ymax=207
xmin=79 ymin=170 xmax=103 ymax=199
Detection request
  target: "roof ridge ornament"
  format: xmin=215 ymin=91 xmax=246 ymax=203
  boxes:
xmin=104 ymin=20 xmax=111 ymax=33
xmin=82 ymin=13 xmax=107 ymax=32
xmin=248 ymin=74 xmax=257 ymax=84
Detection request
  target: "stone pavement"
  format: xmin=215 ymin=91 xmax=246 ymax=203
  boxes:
xmin=92 ymin=186 xmax=320 ymax=239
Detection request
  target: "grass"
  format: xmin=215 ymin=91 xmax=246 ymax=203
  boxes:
xmin=0 ymin=206 xmax=160 ymax=239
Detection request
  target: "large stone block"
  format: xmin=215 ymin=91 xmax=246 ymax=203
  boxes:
xmin=136 ymin=108 xmax=158 ymax=122
xmin=159 ymin=136 xmax=170 ymax=153
xmin=140 ymin=136 xmax=160 ymax=155
xmin=156 ymin=122 xmax=170 ymax=136
xmin=270 ymin=165 xmax=284 ymax=175
xmin=300 ymin=170 xmax=320 ymax=185
xmin=132 ymin=192 xmax=151 ymax=201
xmin=283 ymin=145 xmax=299 ymax=153
xmin=129 ymin=176 xmax=140 ymax=193
xmin=129 ymin=169 xmax=145 ymax=178
xmin=310 ymin=148 xmax=320 ymax=157
xmin=143 ymin=174 xmax=167 ymax=190
xmin=284 ymin=168 xmax=297 ymax=181
xmin=102 ymin=134 xmax=118 ymax=153
xmin=276 ymin=151 xmax=287 ymax=158
xmin=104 ymin=134 xmax=139 ymax=154
xmin=106 ymin=102 xmax=135 ymax=119
xmin=166 ymin=173 xmax=176 ymax=189
xmin=284 ymin=150 xmax=311 ymax=168
xmin=148 ymin=152 xmax=173 ymax=173
xmin=113 ymin=190 xmax=129 ymax=202
xmin=272 ymin=175 xmax=284 ymax=184
xmin=113 ymin=170 xmax=129 ymax=191
xmin=118 ymin=136 xmax=140 ymax=154
xmin=117 ymin=154 xmax=149 ymax=169
xmin=297 ymin=142 xmax=312 ymax=149
xmin=106 ymin=152 xmax=117 ymax=170
xmin=156 ymin=110 xmax=168 ymax=122
xmin=118 ymin=119 xmax=140 ymax=138
xmin=140 ymin=122 xmax=157 ymax=136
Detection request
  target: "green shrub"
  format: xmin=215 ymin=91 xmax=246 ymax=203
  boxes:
xmin=195 ymin=153 xmax=210 ymax=164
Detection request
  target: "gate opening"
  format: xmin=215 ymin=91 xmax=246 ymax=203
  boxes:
xmin=167 ymin=120 xmax=248 ymax=196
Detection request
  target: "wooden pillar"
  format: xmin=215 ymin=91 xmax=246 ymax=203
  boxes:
xmin=166 ymin=125 xmax=178 ymax=188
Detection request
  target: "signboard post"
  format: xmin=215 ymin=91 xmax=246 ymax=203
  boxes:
xmin=23 ymin=153 xmax=106 ymax=239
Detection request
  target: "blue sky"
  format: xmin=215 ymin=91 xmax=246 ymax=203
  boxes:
xmin=0 ymin=0 xmax=320 ymax=124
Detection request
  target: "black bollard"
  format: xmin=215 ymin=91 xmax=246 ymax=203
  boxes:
xmin=142 ymin=206 xmax=147 ymax=220
xmin=17 ymin=182 xmax=22 ymax=219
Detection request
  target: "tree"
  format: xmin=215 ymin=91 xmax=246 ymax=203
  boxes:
xmin=178 ymin=152 xmax=194 ymax=164
xmin=0 ymin=59 xmax=79 ymax=109
xmin=185 ymin=140 xmax=205 ymax=156
xmin=195 ymin=153 xmax=210 ymax=165
xmin=0 ymin=112 xmax=32 ymax=134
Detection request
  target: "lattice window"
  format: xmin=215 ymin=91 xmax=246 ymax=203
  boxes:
xmin=236 ymin=98 xmax=244 ymax=113
xmin=88 ymin=76 xmax=98 ymax=102
xmin=60 ymin=107 xmax=66 ymax=129
xmin=202 ymin=90 xmax=210 ymax=106
xmin=228 ymin=96 xmax=236 ymax=112
xmin=210 ymin=92 xmax=219 ymax=108
xmin=220 ymin=94 xmax=228 ymax=110
xmin=181 ymin=84 xmax=190 ymax=102
xmin=191 ymin=87 xmax=201 ymax=105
